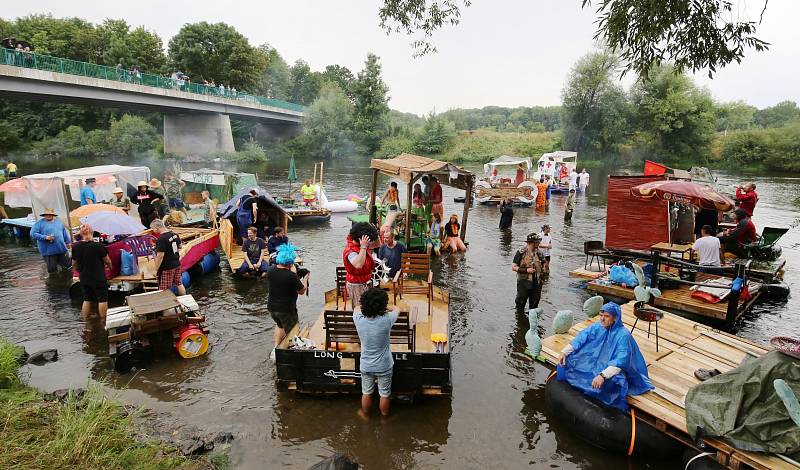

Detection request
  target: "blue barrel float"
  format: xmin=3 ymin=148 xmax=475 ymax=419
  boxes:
xmin=170 ymin=271 xmax=191 ymax=294
xmin=199 ymin=251 xmax=221 ymax=274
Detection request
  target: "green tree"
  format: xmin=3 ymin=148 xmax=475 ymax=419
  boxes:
xmin=106 ymin=115 xmax=158 ymax=157
xmin=351 ymin=54 xmax=391 ymax=153
xmin=321 ymin=65 xmax=355 ymax=99
xmin=377 ymin=1 xmax=770 ymax=77
xmin=0 ymin=121 xmax=21 ymax=155
xmin=715 ymin=101 xmax=756 ymax=133
xmin=754 ymin=100 xmax=800 ymax=128
xmin=100 ymin=20 xmax=166 ymax=72
xmin=561 ymin=50 xmax=630 ymax=154
xmin=256 ymin=44 xmax=292 ymax=100
xmin=414 ymin=114 xmax=456 ymax=155
xmin=288 ymin=60 xmax=323 ymax=106
xmin=12 ymin=15 xmax=98 ymax=61
xmin=631 ymin=65 xmax=716 ymax=162
xmin=302 ymin=84 xmax=356 ymax=158
xmin=168 ymin=22 xmax=265 ymax=90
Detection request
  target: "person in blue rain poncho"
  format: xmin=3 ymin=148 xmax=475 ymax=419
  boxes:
xmin=556 ymin=301 xmax=653 ymax=411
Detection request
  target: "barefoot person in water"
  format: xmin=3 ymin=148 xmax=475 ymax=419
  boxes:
xmin=354 ymin=288 xmax=399 ymax=419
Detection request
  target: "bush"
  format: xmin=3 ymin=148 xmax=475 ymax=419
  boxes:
xmin=375 ymin=134 xmax=415 ymax=158
xmin=232 ymin=140 xmax=268 ymax=163
xmin=106 ymin=115 xmax=158 ymax=157
xmin=0 ymin=120 xmax=21 ymax=155
xmin=719 ymin=128 xmax=774 ymax=165
xmin=414 ymin=115 xmax=456 ymax=155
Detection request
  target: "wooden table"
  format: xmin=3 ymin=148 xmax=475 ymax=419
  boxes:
xmin=651 ymin=242 xmax=693 ymax=261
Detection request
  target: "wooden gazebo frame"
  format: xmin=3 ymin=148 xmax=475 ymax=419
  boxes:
xmin=369 ymin=154 xmax=476 ymax=246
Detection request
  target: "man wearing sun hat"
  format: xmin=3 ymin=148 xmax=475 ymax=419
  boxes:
xmin=149 ymin=178 xmax=169 ymax=218
xmin=109 ymin=187 xmax=131 ymax=214
xmin=511 ymin=232 xmax=548 ymax=311
xmin=30 ymin=208 xmax=72 ymax=273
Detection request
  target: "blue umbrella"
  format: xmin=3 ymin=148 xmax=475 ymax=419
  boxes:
xmin=81 ymin=212 xmax=145 ymax=237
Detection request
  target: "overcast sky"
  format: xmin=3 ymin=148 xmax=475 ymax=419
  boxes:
xmin=5 ymin=1 xmax=798 ymax=115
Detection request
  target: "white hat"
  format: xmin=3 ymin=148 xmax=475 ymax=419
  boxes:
xmin=113 ymin=187 xmax=124 ymax=193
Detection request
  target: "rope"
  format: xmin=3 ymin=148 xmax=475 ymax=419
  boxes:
xmin=684 ymin=452 xmax=714 ymax=470
xmin=627 ymin=408 xmax=636 ymax=456
xmin=546 ymin=371 xmax=556 ymax=382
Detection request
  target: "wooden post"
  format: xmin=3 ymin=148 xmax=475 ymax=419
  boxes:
xmin=405 ymin=178 xmax=413 ymax=246
xmin=368 ymin=168 xmax=379 ymax=225
xmin=60 ymin=177 xmax=73 ymax=242
xmin=460 ymin=177 xmax=472 ymax=242
xmin=650 ymin=250 xmax=660 ymax=289
xmin=319 ymin=161 xmax=324 ymax=191
xmin=312 ymin=163 xmax=318 ymax=186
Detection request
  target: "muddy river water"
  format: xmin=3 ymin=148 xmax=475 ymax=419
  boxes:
xmin=1 ymin=157 xmax=798 ymax=469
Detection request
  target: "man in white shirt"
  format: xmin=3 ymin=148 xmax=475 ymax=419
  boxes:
xmin=539 ymin=224 xmax=553 ymax=270
xmin=578 ymin=169 xmax=590 ymax=193
xmin=568 ymin=169 xmax=579 ymax=190
xmin=692 ymin=225 xmax=722 ymax=272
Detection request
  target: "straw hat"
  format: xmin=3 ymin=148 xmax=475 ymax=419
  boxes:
xmin=137 ymin=180 xmax=148 ymax=187
xmin=148 ymin=178 xmax=162 ymax=189
xmin=40 ymin=208 xmax=58 ymax=217
xmin=113 ymin=187 xmax=124 ymax=194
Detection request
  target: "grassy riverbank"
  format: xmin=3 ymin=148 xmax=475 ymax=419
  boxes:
xmin=0 ymin=337 xmax=218 ymax=470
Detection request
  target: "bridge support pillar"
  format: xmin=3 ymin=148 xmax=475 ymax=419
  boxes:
xmin=163 ymin=113 xmax=235 ymax=156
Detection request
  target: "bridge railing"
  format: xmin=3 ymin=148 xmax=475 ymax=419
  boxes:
xmin=0 ymin=48 xmax=305 ymax=113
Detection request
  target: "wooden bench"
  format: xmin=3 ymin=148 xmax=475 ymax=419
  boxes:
xmin=323 ymin=310 xmax=415 ymax=352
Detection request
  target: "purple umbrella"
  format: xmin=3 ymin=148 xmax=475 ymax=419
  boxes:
xmin=81 ymin=212 xmax=145 ymax=237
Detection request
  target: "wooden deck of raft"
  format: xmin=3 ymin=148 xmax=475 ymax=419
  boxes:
xmin=568 ymin=267 xmax=763 ymax=321
xmin=293 ymin=283 xmax=450 ymax=354
xmin=540 ymin=301 xmax=796 ymax=470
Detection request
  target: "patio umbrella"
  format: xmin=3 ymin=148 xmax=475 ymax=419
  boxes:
xmin=630 ymin=180 xmax=735 ymax=212
xmin=288 ymin=156 xmax=298 ymax=192
xmin=70 ymin=203 xmax=126 ymax=219
xmin=80 ymin=212 xmax=145 ymax=237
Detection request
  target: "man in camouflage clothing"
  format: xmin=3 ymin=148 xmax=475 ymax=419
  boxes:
xmin=511 ymin=232 xmax=548 ymax=311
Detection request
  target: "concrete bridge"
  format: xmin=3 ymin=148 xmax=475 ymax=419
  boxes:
xmin=0 ymin=49 xmax=305 ymax=155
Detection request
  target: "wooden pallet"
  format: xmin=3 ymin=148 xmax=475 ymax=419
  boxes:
xmin=539 ymin=301 xmax=796 ymax=470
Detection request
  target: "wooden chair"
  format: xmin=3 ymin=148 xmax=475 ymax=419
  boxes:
xmin=323 ymin=310 xmax=415 ymax=352
xmin=392 ymin=253 xmax=433 ymax=316
xmin=335 ymin=267 xmax=348 ymax=310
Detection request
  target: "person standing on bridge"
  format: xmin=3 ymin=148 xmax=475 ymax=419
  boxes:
xmin=80 ymin=178 xmax=97 ymax=205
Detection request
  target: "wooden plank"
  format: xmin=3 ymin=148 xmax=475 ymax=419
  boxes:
xmin=569 ymin=267 xmax=606 ymax=279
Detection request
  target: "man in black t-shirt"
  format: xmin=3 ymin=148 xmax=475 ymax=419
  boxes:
xmin=135 ymin=181 xmax=163 ymax=227
xmin=151 ymin=220 xmax=184 ymax=295
xmin=267 ymin=244 xmax=308 ymax=361
xmin=71 ymin=224 xmax=112 ymax=320
xmin=238 ymin=226 xmax=268 ymax=276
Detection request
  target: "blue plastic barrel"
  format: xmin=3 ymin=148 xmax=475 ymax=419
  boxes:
xmin=170 ymin=271 xmax=191 ymax=294
xmin=199 ymin=251 xmax=221 ymax=274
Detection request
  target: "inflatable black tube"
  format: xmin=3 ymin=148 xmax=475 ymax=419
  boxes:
xmin=761 ymin=280 xmax=790 ymax=300
xmin=545 ymin=378 xmax=683 ymax=459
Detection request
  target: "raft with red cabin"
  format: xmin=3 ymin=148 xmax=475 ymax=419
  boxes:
xmin=570 ymin=162 xmax=789 ymax=326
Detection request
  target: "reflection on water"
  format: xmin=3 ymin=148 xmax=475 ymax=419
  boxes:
xmin=0 ymin=156 xmax=798 ymax=468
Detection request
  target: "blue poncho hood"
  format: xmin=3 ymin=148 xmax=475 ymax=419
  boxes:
xmin=556 ymin=301 xmax=653 ymax=411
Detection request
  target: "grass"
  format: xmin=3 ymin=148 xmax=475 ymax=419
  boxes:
xmin=0 ymin=337 xmax=219 ymax=470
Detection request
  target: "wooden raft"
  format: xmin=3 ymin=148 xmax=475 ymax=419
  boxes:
xmin=540 ymin=301 xmax=796 ymax=470
xmin=586 ymin=273 xmax=763 ymax=321
xmin=299 ymin=282 xmax=450 ymax=354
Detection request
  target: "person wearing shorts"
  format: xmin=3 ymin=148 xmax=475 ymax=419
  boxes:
xmin=267 ymin=243 xmax=308 ymax=360
xmin=71 ymin=224 xmax=111 ymax=319
xmin=151 ymin=220 xmax=185 ymax=296
xmin=354 ymin=288 xmax=399 ymax=419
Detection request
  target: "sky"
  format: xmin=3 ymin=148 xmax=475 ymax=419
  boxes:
xmin=4 ymin=1 xmax=798 ymax=115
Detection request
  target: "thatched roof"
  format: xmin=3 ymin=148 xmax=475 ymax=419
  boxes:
xmin=370 ymin=153 xmax=474 ymax=190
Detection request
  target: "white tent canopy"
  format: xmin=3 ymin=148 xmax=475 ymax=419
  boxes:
xmin=6 ymin=165 xmax=150 ymax=224
xmin=483 ymin=155 xmax=532 ymax=175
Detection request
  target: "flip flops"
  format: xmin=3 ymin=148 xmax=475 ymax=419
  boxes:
xmin=694 ymin=368 xmax=722 ymax=381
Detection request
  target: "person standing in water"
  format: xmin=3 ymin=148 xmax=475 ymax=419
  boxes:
xmin=565 ymin=188 xmax=576 ymax=221
xmin=512 ymin=233 xmax=547 ymax=311
xmin=499 ymin=198 xmax=514 ymax=230
xmin=578 ymin=169 xmax=590 ymax=193
xmin=539 ymin=224 xmax=553 ymax=272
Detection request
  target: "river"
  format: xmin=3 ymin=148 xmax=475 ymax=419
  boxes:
xmin=1 ymin=156 xmax=798 ymax=469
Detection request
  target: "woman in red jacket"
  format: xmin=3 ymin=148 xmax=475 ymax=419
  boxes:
xmin=343 ymin=223 xmax=380 ymax=308
xmin=735 ymin=183 xmax=758 ymax=216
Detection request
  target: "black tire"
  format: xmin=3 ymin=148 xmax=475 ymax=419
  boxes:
xmin=69 ymin=281 xmax=83 ymax=301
